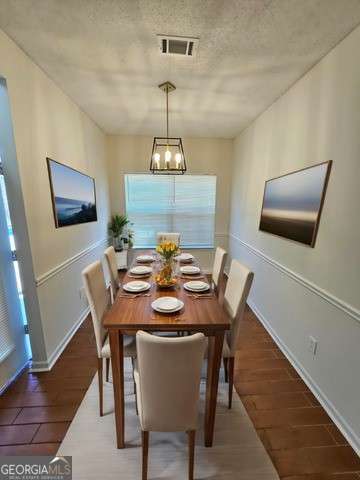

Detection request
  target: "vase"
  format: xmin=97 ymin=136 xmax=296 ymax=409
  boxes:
xmin=156 ymin=258 xmax=177 ymax=288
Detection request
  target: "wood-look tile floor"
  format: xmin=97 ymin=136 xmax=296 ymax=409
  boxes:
xmin=1 ymin=306 xmax=359 ymax=480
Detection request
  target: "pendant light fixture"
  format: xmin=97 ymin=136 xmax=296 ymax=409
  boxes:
xmin=150 ymin=81 xmax=187 ymax=174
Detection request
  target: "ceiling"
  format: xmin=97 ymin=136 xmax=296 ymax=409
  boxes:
xmin=1 ymin=0 xmax=360 ymax=138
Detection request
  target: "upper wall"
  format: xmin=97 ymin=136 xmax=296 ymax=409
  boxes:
xmin=228 ymin=25 xmax=360 ymax=451
xmin=0 ymin=29 xmax=110 ymax=368
xmin=230 ymin=26 xmax=360 ymax=310
xmin=107 ymin=135 xmax=233 ymax=269
xmin=0 ymin=29 xmax=109 ymax=279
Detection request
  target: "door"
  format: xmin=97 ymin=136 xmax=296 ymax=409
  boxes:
xmin=0 ymin=159 xmax=30 ymax=392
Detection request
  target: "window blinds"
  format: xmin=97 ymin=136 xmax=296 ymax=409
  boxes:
xmin=125 ymin=174 xmax=216 ymax=248
xmin=0 ymin=172 xmax=14 ymax=363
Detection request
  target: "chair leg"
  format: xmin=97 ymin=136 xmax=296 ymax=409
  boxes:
xmin=106 ymin=358 xmax=110 ymax=382
xmin=187 ymin=430 xmax=196 ymax=480
xmin=97 ymin=357 xmax=103 ymax=416
xmin=142 ymin=431 xmax=149 ymax=480
xmin=228 ymin=357 xmax=234 ymax=409
xmin=223 ymin=357 xmax=229 ymax=383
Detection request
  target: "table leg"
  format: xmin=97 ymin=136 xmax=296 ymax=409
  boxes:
xmin=204 ymin=331 xmax=224 ymax=447
xmin=109 ymin=329 xmax=124 ymax=448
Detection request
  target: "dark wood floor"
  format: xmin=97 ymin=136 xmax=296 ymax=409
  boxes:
xmin=1 ymin=306 xmax=359 ymax=479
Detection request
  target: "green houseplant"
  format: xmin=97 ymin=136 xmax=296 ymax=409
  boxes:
xmin=109 ymin=214 xmax=129 ymax=251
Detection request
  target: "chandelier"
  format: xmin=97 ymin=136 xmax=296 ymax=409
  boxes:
xmin=150 ymin=81 xmax=187 ymax=174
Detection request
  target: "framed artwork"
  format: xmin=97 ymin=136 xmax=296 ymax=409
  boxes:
xmin=47 ymin=158 xmax=97 ymax=228
xmin=259 ymin=160 xmax=332 ymax=247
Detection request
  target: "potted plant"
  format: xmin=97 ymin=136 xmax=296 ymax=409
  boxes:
xmin=155 ymin=241 xmax=180 ymax=288
xmin=109 ymin=214 xmax=129 ymax=251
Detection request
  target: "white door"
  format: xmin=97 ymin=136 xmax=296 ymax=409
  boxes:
xmin=0 ymin=160 xmax=30 ymax=392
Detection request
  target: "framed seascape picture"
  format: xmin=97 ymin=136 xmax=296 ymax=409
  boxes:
xmin=47 ymin=158 xmax=98 ymax=228
xmin=259 ymin=160 xmax=332 ymax=247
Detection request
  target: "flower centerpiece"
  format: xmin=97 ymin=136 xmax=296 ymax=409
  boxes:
xmin=155 ymin=241 xmax=180 ymax=288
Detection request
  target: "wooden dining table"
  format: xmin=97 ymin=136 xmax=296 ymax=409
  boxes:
xmin=103 ymin=251 xmax=230 ymax=449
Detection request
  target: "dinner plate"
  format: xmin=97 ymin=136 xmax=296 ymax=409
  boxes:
xmin=123 ymin=281 xmax=151 ymax=293
xmin=136 ymin=255 xmax=154 ymax=263
xmin=183 ymin=281 xmax=210 ymax=292
xmin=175 ymin=253 xmax=194 ymax=263
xmin=151 ymin=297 xmax=184 ymax=313
xmin=180 ymin=265 xmax=200 ymax=275
xmin=130 ymin=265 xmax=152 ymax=275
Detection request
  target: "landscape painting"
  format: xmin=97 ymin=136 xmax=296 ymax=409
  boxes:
xmin=259 ymin=161 xmax=332 ymax=247
xmin=47 ymin=158 xmax=97 ymax=228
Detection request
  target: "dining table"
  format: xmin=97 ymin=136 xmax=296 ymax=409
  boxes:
xmin=103 ymin=251 xmax=230 ymax=449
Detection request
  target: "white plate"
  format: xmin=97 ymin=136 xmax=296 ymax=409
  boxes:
xmin=180 ymin=265 xmax=200 ymax=275
xmin=136 ymin=255 xmax=154 ymax=263
xmin=123 ymin=281 xmax=151 ymax=293
xmin=183 ymin=281 xmax=209 ymax=292
xmin=130 ymin=265 xmax=152 ymax=275
xmin=175 ymin=253 xmax=194 ymax=263
xmin=151 ymin=297 xmax=184 ymax=313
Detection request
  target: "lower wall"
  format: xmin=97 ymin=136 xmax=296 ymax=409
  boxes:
xmin=229 ymin=233 xmax=360 ymax=455
xmin=31 ymin=238 xmax=109 ymax=371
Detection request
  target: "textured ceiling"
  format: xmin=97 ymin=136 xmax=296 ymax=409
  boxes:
xmin=1 ymin=0 xmax=360 ymax=138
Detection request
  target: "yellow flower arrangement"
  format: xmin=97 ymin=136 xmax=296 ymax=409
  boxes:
xmin=155 ymin=241 xmax=180 ymax=287
xmin=156 ymin=241 xmax=179 ymax=260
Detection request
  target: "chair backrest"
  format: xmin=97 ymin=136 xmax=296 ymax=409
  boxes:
xmin=212 ymin=247 xmax=227 ymax=290
xmin=82 ymin=261 xmax=110 ymax=358
xmin=136 ymin=331 xmax=206 ymax=432
xmin=156 ymin=232 xmax=180 ymax=247
xmin=223 ymin=259 xmax=254 ymax=355
xmin=104 ymin=246 xmax=119 ymax=301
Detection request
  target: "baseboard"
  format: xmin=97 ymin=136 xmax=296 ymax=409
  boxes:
xmin=30 ymin=307 xmax=90 ymax=372
xmin=248 ymin=299 xmax=360 ymax=456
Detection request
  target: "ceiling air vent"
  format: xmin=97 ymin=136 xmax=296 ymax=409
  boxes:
xmin=157 ymin=35 xmax=199 ymax=57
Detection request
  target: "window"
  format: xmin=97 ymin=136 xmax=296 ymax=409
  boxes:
xmin=125 ymin=174 xmax=216 ymax=248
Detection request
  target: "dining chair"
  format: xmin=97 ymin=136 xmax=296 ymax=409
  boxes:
xmin=156 ymin=232 xmax=181 ymax=246
xmin=104 ymin=246 xmax=120 ymax=303
xmin=211 ymin=246 xmax=227 ymax=296
xmin=222 ymin=259 xmax=254 ymax=408
xmin=134 ymin=331 xmax=206 ymax=480
xmin=82 ymin=261 xmax=136 ymax=416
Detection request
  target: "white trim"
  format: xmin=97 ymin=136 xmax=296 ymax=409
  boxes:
xmin=0 ymin=360 xmax=29 ymax=395
xmin=229 ymin=233 xmax=360 ymax=323
xmin=30 ymin=307 xmax=90 ymax=372
xmin=248 ymin=300 xmax=360 ymax=456
xmin=36 ymin=238 xmax=109 ymax=287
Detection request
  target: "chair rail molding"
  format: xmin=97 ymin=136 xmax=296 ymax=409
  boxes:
xmin=229 ymin=233 xmax=360 ymax=323
xmin=35 ymin=237 xmax=109 ymax=287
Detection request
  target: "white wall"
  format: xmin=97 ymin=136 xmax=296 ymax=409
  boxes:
xmin=107 ymin=135 xmax=233 ymax=270
xmin=229 ymin=26 xmax=360 ymax=452
xmin=0 ymin=29 xmax=110 ymax=370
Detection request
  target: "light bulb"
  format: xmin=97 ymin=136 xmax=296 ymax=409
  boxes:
xmin=153 ymin=152 xmax=160 ymax=169
xmin=175 ymin=152 xmax=182 ymax=168
xmin=165 ymin=149 xmax=171 ymax=166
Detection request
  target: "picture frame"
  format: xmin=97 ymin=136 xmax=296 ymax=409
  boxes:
xmin=47 ymin=158 xmax=98 ymax=228
xmin=259 ymin=160 xmax=332 ymax=247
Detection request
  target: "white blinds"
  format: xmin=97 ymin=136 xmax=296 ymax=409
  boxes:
xmin=125 ymin=174 xmax=216 ymax=248
xmin=0 ymin=275 xmax=14 ymax=363
xmin=0 ymin=172 xmax=14 ymax=363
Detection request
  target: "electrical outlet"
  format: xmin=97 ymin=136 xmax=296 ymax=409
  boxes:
xmin=308 ymin=336 xmax=318 ymax=357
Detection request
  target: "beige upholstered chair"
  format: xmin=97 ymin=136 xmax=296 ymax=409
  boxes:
xmin=222 ymin=259 xmax=254 ymax=408
xmin=82 ymin=261 xmax=136 ymax=416
xmin=156 ymin=232 xmax=181 ymax=246
xmin=104 ymin=246 xmax=120 ymax=303
xmin=212 ymin=246 xmax=227 ymax=295
xmin=134 ymin=331 xmax=206 ymax=480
